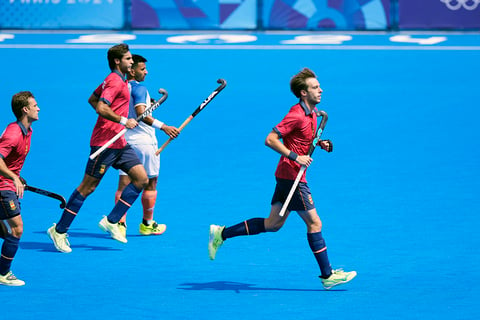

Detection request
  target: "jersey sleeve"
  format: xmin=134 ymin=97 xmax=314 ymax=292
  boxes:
xmin=0 ymin=127 xmax=16 ymax=158
xmin=93 ymin=82 xmax=103 ymax=98
xmin=99 ymin=77 xmax=122 ymax=106
xmin=273 ymin=109 xmax=302 ymax=139
xmin=131 ymin=85 xmax=148 ymax=107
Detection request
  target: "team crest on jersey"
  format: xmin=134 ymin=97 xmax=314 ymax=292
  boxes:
xmin=9 ymin=200 xmax=16 ymax=211
xmin=99 ymin=164 xmax=106 ymax=175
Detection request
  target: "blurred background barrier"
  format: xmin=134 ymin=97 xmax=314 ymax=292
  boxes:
xmin=0 ymin=0 xmax=478 ymax=30
xmin=398 ymin=0 xmax=480 ymax=29
xmin=0 ymin=0 xmax=125 ymax=29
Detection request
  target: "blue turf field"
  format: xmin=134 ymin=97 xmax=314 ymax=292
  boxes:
xmin=1 ymin=32 xmax=479 ymax=319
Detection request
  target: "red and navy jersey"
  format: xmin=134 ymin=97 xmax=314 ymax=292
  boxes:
xmin=0 ymin=121 xmax=32 ymax=192
xmin=90 ymin=71 xmax=130 ymax=149
xmin=273 ymin=101 xmax=317 ymax=183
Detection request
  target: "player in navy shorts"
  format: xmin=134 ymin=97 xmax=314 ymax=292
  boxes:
xmin=0 ymin=91 xmax=40 ymax=286
xmin=47 ymin=44 xmax=149 ymax=253
xmin=208 ymin=68 xmax=357 ymax=290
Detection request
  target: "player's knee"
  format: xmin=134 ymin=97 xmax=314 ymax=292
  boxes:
xmin=138 ymin=176 xmax=149 ymax=189
xmin=80 ymin=185 xmax=96 ymax=197
xmin=308 ymin=219 xmax=323 ymax=233
xmin=132 ymin=176 xmax=148 ymax=190
xmin=266 ymin=220 xmax=284 ymax=232
xmin=10 ymin=225 xmax=23 ymax=238
xmin=270 ymin=224 xmax=283 ymax=232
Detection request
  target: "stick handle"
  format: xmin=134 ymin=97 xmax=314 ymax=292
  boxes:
xmin=89 ymin=129 xmax=127 ymax=160
xmin=278 ymin=166 xmax=306 ymax=217
xmin=89 ymin=89 xmax=168 ymax=160
xmin=154 ymin=79 xmax=226 ymax=156
xmin=155 ymin=116 xmax=193 ymax=155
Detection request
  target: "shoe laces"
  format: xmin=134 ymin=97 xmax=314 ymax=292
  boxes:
xmin=6 ymin=272 xmax=18 ymax=280
xmin=61 ymin=233 xmax=70 ymax=246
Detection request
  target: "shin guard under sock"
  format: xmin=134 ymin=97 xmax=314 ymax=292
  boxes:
xmin=115 ymin=190 xmax=127 ymax=224
xmin=107 ymin=183 xmax=142 ymax=223
xmin=307 ymin=232 xmax=332 ymax=278
xmin=0 ymin=234 xmax=20 ymax=275
xmin=56 ymin=189 xmax=85 ymax=233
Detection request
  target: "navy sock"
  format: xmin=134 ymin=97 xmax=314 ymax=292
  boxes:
xmin=107 ymin=183 xmax=142 ymax=223
xmin=0 ymin=234 xmax=20 ymax=276
xmin=222 ymin=218 xmax=266 ymax=240
xmin=56 ymin=189 xmax=85 ymax=233
xmin=307 ymin=232 xmax=332 ymax=278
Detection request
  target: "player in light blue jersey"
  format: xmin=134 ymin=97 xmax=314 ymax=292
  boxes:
xmin=115 ymin=54 xmax=179 ymax=237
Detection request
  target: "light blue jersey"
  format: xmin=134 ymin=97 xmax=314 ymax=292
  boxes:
xmin=121 ymin=80 xmax=160 ymax=178
xmin=125 ymin=80 xmax=157 ymax=146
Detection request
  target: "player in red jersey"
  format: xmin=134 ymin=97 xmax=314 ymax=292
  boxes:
xmin=0 ymin=91 xmax=40 ymax=286
xmin=47 ymin=43 xmax=149 ymax=253
xmin=208 ymin=68 xmax=357 ymax=290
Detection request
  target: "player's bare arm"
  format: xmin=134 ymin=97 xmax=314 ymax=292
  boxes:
xmin=97 ymin=100 xmax=138 ymax=129
xmin=88 ymin=94 xmax=99 ymax=111
xmin=0 ymin=158 xmax=24 ymax=198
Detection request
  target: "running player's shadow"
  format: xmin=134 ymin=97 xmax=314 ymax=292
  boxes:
xmin=177 ymin=281 xmax=344 ymax=293
xmin=25 ymin=228 xmax=123 ymax=252
xmin=20 ymin=241 xmax=122 ymax=252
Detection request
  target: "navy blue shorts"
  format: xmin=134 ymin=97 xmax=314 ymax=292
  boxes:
xmin=86 ymin=144 xmax=142 ymax=179
xmin=271 ymin=178 xmax=315 ymax=212
xmin=0 ymin=190 xmax=21 ymax=220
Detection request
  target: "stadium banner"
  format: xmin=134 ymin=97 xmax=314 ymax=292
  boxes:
xmin=398 ymin=0 xmax=480 ymax=29
xmin=262 ymin=0 xmax=391 ymax=30
xmin=0 ymin=0 xmax=124 ymax=29
xmin=131 ymin=0 xmax=257 ymax=29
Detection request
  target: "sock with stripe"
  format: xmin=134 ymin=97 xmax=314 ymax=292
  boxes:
xmin=307 ymin=232 xmax=332 ymax=278
xmin=222 ymin=218 xmax=265 ymax=240
xmin=141 ymin=190 xmax=157 ymax=223
xmin=114 ymin=190 xmax=127 ymax=224
xmin=0 ymin=234 xmax=20 ymax=276
xmin=107 ymin=183 xmax=142 ymax=224
xmin=56 ymin=189 xmax=85 ymax=234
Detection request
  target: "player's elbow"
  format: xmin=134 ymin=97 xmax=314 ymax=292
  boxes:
xmin=265 ymin=132 xmax=279 ymax=148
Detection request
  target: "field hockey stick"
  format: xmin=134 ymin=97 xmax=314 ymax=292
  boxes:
xmin=89 ymin=89 xmax=168 ymax=160
xmin=155 ymin=79 xmax=227 ymax=155
xmin=24 ymin=185 xmax=67 ymax=209
xmin=279 ymin=110 xmax=329 ymax=217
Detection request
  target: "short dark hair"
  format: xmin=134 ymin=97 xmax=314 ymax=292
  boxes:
xmin=107 ymin=43 xmax=130 ymax=70
xmin=290 ymin=68 xmax=317 ymax=98
xmin=132 ymin=54 xmax=147 ymax=68
xmin=11 ymin=91 xmax=34 ymax=120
